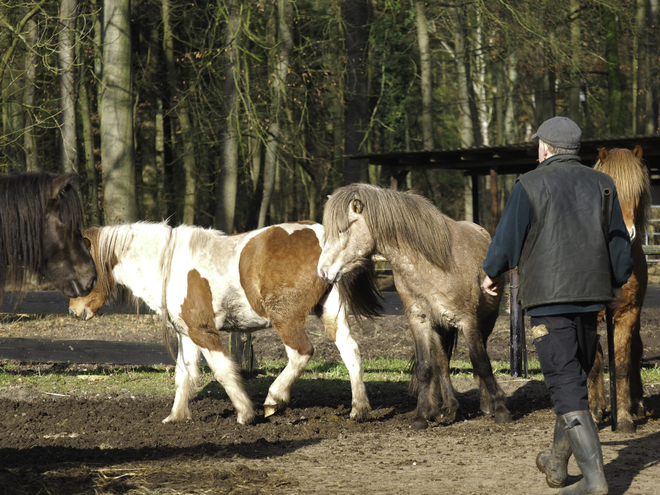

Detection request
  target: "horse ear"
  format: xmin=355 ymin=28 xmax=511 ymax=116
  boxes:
xmin=351 ymin=199 xmax=364 ymax=214
xmin=50 ymin=173 xmax=75 ymax=200
xmin=633 ymin=145 xmax=643 ymax=160
xmin=598 ymin=148 xmax=609 ymax=161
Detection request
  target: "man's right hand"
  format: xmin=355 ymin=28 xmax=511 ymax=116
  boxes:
xmin=482 ymin=275 xmax=503 ymax=296
xmin=609 ymin=287 xmax=623 ymax=309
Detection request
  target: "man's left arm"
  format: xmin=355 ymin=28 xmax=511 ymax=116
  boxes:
xmin=608 ymin=189 xmax=634 ymax=288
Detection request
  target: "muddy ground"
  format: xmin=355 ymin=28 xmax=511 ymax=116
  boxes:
xmin=1 ymin=304 xmax=660 ymax=494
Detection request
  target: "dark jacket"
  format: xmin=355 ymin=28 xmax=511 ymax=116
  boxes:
xmin=483 ymin=154 xmax=633 ymax=313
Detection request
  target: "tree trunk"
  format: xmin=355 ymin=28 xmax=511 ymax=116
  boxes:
xmin=59 ymin=0 xmax=78 ymax=175
xmin=76 ymin=28 xmax=99 ymax=225
xmin=644 ymin=0 xmax=658 ymax=134
xmin=137 ymin=15 xmax=160 ymax=221
xmin=216 ymin=0 xmax=241 ymax=233
xmin=415 ymin=1 xmax=434 ymax=150
xmin=568 ymin=0 xmax=582 ymax=125
xmin=328 ymin=0 xmax=344 ymax=190
xmin=100 ymin=0 xmax=138 ymax=224
xmin=258 ymin=0 xmax=292 ymax=229
xmin=504 ymin=52 xmax=518 ymax=144
xmin=604 ymin=10 xmax=624 ymax=136
xmin=343 ymin=0 xmax=369 ymax=184
xmin=162 ymin=0 xmax=196 ymax=225
xmin=23 ymin=17 xmax=38 ymax=172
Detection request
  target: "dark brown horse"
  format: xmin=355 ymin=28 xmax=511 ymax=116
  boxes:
xmin=588 ymin=146 xmax=651 ymax=433
xmin=0 ymin=172 xmax=96 ymax=301
xmin=318 ymin=183 xmax=512 ymax=429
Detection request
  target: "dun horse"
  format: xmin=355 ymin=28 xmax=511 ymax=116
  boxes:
xmin=588 ymin=146 xmax=651 ymax=433
xmin=318 ymin=183 xmax=512 ymax=429
xmin=0 ymin=172 xmax=96 ymax=302
xmin=69 ymin=221 xmax=380 ymax=424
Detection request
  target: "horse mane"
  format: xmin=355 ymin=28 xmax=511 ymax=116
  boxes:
xmin=0 ymin=172 xmax=84 ymax=298
xmin=594 ymin=147 xmax=652 ymax=231
xmin=324 ymin=183 xmax=454 ymax=271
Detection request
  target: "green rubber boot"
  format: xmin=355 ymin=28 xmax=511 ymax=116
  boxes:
xmin=558 ymin=411 xmax=608 ymax=495
xmin=537 ymin=414 xmax=571 ymax=488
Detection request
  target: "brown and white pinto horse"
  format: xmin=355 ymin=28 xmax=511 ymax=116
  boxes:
xmin=588 ymin=146 xmax=651 ymax=433
xmin=0 ymin=172 xmax=96 ymax=301
xmin=69 ymin=221 xmax=380 ymax=424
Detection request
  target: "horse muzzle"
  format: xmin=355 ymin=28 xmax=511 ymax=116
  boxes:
xmin=318 ymin=267 xmax=341 ymax=284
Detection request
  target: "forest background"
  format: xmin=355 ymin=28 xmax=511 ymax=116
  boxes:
xmin=1 ymin=0 xmax=658 ymax=234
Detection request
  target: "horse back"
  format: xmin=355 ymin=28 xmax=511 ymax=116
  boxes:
xmin=238 ymin=223 xmax=329 ymax=323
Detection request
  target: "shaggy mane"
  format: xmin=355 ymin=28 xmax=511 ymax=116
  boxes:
xmin=594 ymin=148 xmax=651 ymax=232
xmin=0 ymin=172 xmax=84 ymax=300
xmin=323 ymin=183 xmax=454 ymax=271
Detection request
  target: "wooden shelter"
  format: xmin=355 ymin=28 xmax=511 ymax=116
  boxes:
xmin=355 ymin=135 xmax=660 ymax=224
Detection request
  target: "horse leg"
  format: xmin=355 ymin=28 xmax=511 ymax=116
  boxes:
xmin=179 ymin=268 xmax=255 ymax=425
xmin=264 ymin=316 xmax=314 ymax=418
xmin=163 ymin=333 xmax=200 ymax=423
xmin=317 ymin=286 xmax=371 ymax=421
xmin=587 ymin=341 xmax=606 ymax=423
xmin=463 ymin=317 xmax=512 ymax=424
xmin=199 ymin=344 xmax=255 ymax=425
xmin=613 ymin=309 xmax=636 ymax=433
xmin=408 ymin=308 xmax=452 ymax=429
xmin=630 ymin=317 xmax=645 ymax=419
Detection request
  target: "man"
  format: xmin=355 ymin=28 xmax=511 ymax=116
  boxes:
xmin=482 ymin=116 xmax=633 ymax=495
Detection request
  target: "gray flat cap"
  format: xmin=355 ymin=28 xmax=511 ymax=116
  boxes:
xmin=532 ymin=116 xmax=581 ymax=149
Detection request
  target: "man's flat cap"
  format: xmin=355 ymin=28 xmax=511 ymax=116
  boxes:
xmin=532 ymin=116 xmax=581 ymax=149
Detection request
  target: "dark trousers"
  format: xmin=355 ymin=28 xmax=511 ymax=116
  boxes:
xmin=531 ymin=312 xmax=600 ymax=415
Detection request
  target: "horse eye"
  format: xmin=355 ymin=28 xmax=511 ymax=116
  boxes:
xmin=339 ymin=225 xmax=350 ymax=235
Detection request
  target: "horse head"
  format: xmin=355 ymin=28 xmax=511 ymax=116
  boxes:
xmin=318 ymin=192 xmax=375 ymax=284
xmin=594 ymin=146 xmax=651 ymax=242
xmin=69 ymin=227 xmax=113 ymax=320
xmin=40 ymin=174 xmax=97 ymax=298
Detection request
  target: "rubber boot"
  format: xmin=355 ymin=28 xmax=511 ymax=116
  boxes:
xmin=558 ymin=411 xmax=608 ymax=495
xmin=536 ymin=414 xmax=571 ymax=488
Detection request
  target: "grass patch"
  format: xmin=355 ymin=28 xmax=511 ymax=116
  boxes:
xmin=1 ymin=358 xmax=659 ymax=398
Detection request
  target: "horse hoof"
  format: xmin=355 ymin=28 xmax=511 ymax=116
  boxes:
xmin=411 ymin=419 xmax=428 ymax=430
xmin=616 ymin=420 xmax=636 ymax=434
xmin=633 ymin=404 xmax=646 ymax=419
xmin=350 ymin=407 xmax=371 ymax=423
xmin=264 ymin=405 xmax=278 ymax=418
xmin=495 ymin=407 xmax=513 ymax=424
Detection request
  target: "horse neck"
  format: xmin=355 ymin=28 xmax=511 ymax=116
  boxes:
xmin=111 ymin=224 xmax=171 ymax=307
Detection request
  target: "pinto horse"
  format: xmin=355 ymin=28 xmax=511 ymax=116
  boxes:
xmin=317 ymin=183 xmax=512 ymax=429
xmin=69 ymin=221 xmax=380 ymax=424
xmin=587 ymin=146 xmax=651 ymax=433
xmin=0 ymin=172 xmax=96 ymax=301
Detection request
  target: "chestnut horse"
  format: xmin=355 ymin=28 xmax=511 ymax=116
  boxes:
xmin=69 ymin=221 xmax=380 ymax=424
xmin=0 ymin=172 xmax=96 ymax=301
xmin=588 ymin=146 xmax=651 ymax=433
xmin=317 ymin=183 xmax=511 ymax=430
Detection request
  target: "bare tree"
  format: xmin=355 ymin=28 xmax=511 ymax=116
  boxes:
xmin=101 ymin=0 xmax=138 ymax=223
xmin=58 ymin=0 xmax=78 ymax=175
xmin=258 ymin=0 xmax=292 ymax=228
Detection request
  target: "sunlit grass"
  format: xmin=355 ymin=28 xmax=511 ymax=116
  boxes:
xmin=1 ymin=357 xmax=658 ymax=397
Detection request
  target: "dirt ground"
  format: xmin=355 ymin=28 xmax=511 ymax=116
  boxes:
xmin=1 ymin=305 xmax=660 ymax=494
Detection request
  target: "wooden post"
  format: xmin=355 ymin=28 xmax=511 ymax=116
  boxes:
xmin=606 ymin=306 xmax=617 ymax=431
xmin=509 ymin=268 xmax=527 ymax=377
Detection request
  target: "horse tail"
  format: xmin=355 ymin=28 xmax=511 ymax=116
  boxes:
xmin=442 ymin=326 xmax=459 ymax=361
xmin=335 ymin=257 xmax=383 ymax=318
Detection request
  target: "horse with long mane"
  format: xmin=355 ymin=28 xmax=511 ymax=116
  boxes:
xmin=0 ymin=172 xmax=96 ymax=301
xmin=317 ymin=183 xmax=512 ymax=429
xmin=588 ymin=146 xmax=651 ymax=433
xmin=69 ymin=221 xmax=380 ymax=424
